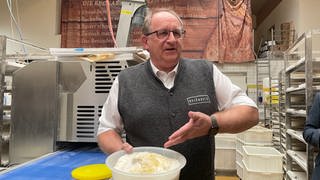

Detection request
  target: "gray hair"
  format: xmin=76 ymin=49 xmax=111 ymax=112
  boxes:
xmin=142 ymin=8 xmax=184 ymax=35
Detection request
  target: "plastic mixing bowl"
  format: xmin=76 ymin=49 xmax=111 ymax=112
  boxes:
xmin=105 ymin=146 xmax=186 ymax=180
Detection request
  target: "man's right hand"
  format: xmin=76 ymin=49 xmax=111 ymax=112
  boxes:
xmin=121 ymin=142 xmax=133 ymax=153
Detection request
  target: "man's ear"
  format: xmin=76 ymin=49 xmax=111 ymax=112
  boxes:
xmin=141 ymin=35 xmax=149 ymax=50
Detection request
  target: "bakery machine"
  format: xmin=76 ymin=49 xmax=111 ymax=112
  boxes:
xmin=9 ymin=47 xmax=147 ymax=164
xmin=8 ymin=0 xmax=148 ymax=165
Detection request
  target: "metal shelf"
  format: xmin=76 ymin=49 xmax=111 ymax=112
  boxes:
xmin=287 ymin=150 xmax=307 ymax=172
xmin=284 ymin=29 xmax=320 ymax=180
xmin=287 ymin=170 xmax=307 ymax=180
xmin=287 ymin=129 xmax=306 ymax=143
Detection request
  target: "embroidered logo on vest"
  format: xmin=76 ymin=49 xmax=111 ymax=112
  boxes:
xmin=187 ymin=95 xmax=211 ymax=105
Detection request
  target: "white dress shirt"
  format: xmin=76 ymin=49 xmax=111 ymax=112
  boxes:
xmin=97 ymin=61 xmax=257 ymax=135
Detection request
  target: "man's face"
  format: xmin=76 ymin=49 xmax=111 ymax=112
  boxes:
xmin=142 ymin=12 xmax=184 ymax=69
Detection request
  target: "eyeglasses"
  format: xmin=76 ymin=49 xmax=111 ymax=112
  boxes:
xmin=145 ymin=29 xmax=186 ymax=39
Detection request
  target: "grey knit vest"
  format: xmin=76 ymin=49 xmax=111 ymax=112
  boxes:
xmin=118 ymin=58 xmax=219 ymax=180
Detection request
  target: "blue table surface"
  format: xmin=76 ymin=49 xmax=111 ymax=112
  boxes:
xmin=0 ymin=147 xmax=108 ymax=180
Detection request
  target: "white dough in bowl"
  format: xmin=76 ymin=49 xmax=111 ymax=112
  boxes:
xmin=114 ymin=151 xmax=180 ymax=174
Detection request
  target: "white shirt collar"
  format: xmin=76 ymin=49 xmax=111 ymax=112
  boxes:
xmin=149 ymin=60 xmax=179 ymax=76
xmin=150 ymin=60 xmax=178 ymax=89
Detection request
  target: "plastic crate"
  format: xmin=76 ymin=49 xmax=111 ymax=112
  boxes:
xmin=242 ymin=146 xmax=283 ymax=172
xmin=215 ymin=133 xmax=236 ymax=149
xmin=236 ymin=161 xmax=243 ymax=179
xmin=215 ymin=148 xmax=236 ymax=170
xmin=242 ymin=160 xmax=283 ymax=180
xmin=237 ymin=126 xmax=273 ymax=144
xmin=236 ymin=149 xmax=243 ymax=165
xmin=236 ymin=138 xmax=273 ymax=155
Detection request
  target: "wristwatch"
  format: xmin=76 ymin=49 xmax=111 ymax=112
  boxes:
xmin=210 ymin=115 xmax=219 ymax=136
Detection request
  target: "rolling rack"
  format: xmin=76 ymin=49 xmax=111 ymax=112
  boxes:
xmin=284 ymin=29 xmax=320 ymax=180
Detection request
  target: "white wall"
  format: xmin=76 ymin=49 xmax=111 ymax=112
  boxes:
xmin=253 ymin=0 xmax=320 ymax=79
xmin=255 ymin=0 xmax=320 ymax=49
xmin=254 ymin=0 xmax=299 ymax=51
xmin=216 ymin=62 xmax=257 ymax=103
xmin=298 ymin=0 xmax=320 ymax=36
xmin=0 ymin=0 xmax=61 ymax=53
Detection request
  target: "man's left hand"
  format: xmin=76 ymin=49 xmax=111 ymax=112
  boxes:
xmin=164 ymin=111 xmax=211 ymax=148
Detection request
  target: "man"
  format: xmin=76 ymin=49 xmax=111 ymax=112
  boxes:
xmin=97 ymin=8 xmax=258 ymax=180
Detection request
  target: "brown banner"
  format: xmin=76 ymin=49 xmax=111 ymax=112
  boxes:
xmin=61 ymin=0 xmax=254 ymax=63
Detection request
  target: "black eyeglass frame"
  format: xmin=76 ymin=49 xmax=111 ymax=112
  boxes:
xmin=144 ymin=29 xmax=186 ymax=39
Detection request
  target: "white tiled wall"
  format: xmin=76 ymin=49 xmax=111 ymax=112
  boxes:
xmin=214 ymin=60 xmax=285 ymax=105
xmin=215 ymin=62 xmax=257 ymax=103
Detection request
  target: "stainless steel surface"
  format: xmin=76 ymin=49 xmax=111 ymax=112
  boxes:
xmin=0 ymin=35 xmax=63 ymax=166
xmin=1 ymin=116 xmax=10 ymax=166
xmin=10 ymin=61 xmax=59 ymax=164
xmin=9 ymin=57 xmax=129 ymax=164
xmin=0 ymin=36 xmax=9 ymax=166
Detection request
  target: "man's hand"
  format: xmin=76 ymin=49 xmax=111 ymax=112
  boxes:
xmin=97 ymin=130 xmax=133 ymax=154
xmin=164 ymin=111 xmax=212 ymax=148
xmin=121 ymin=142 xmax=133 ymax=153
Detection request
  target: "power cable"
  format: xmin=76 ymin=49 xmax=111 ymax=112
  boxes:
xmin=105 ymin=0 xmax=118 ymax=47
xmin=6 ymin=0 xmax=27 ymax=53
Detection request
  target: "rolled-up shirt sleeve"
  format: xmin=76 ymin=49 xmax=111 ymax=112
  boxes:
xmin=212 ymin=65 xmax=257 ymax=110
xmin=97 ymin=77 xmax=124 ymax=135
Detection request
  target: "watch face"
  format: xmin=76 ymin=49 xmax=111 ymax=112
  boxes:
xmin=211 ymin=127 xmax=219 ymax=136
xmin=210 ymin=115 xmax=219 ymax=135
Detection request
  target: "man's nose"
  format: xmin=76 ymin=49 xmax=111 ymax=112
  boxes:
xmin=167 ymin=31 xmax=176 ymax=41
